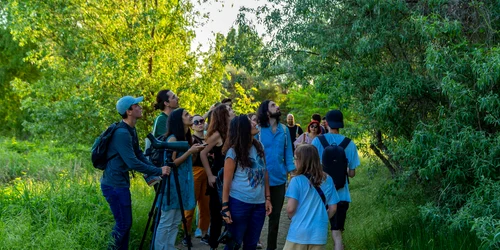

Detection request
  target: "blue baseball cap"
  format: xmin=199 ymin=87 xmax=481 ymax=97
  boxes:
xmin=116 ymin=96 xmax=143 ymax=115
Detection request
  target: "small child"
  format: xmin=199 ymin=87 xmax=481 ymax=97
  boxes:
xmin=284 ymin=144 xmax=340 ymax=250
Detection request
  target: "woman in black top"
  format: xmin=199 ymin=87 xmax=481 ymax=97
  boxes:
xmin=200 ymin=104 xmax=235 ymax=249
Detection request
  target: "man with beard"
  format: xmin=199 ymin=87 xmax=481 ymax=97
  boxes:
xmin=256 ymin=100 xmax=295 ymax=250
xmin=286 ymin=114 xmax=303 ymax=152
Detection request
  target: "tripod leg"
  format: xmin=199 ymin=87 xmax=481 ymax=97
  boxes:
xmin=172 ymin=166 xmax=192 ymax=250
xmin=139 ymin=181 xmax=162 ymax=250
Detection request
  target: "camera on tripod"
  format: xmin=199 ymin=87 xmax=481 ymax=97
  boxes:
xmin=140 ymin=133 xmax=193 ymax=250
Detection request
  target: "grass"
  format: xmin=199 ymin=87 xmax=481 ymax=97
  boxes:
xmin=326 ymin=161 xmax=481 ymax=249
xmin=0 ymin=138 xmax=482 ymax=249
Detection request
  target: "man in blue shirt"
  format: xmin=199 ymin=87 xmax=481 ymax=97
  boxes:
xmin=312 ymin=110 xmax=360 ymax=250
xmin=101 ymin=96 xmax=170 ymax=250
xmin=256 ymin=100 xmax=295 ymax=250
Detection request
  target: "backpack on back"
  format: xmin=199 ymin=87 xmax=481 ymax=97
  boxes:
xmin=318 ymin=135 xmax=351 ymax=190
xmin=91 ymin=122 xmax=123 ymax=170
xmin=144 ymin=134 xmax=168 ymax=167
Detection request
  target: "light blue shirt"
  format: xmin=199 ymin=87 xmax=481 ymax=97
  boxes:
xmin=312 ymin=133 xmax=360 ymax=202
xmin=256 ymin=124 xmax=295 ymax=186
xmin=286 ymin=175 xmax=339 ymax=245
xmin=225 ymin=145 xmax=267 ymax=204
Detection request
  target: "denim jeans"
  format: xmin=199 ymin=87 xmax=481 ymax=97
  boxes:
xmin=101 ymin=184 xmax=132 ymax=250
xmin=225 ymin=197 xmax=266 ymax=250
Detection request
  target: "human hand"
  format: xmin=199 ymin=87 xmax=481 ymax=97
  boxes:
xmin=221 ymin=207 xmax=232 ymax=224
xmin=265 ymin=200 xmax=272 ymax=216
xmin=208 ymin=175 xmax=217 ymax=188
xmin=188 ymin=143 xmax=205 ymax=153
xmin=161 ymin=166 xmax=171 ymax=176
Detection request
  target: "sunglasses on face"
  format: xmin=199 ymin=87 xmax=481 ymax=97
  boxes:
xmin=310 ymin=125 xmax=318 ymax=129
xmin=193 ymin=119 xmax=205 ymax=126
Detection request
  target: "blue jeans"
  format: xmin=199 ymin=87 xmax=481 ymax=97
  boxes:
xmin=225 ymin=197 xmax=266 ymax=250
xmin=101 ymin=184 xmax=133 ymax=250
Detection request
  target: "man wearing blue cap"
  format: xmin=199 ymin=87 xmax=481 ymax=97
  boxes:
xmin=101 ymin=96 xmax=171 ymax=250
xmin=311 ymin=110 xmax=360 ymax=250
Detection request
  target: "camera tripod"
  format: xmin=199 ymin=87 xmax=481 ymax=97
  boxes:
xmin=139 ymin=145 xmax=192 ymax=250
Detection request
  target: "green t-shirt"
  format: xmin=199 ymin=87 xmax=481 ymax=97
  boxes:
xmin=153 ymin=112 xmax=168 ymax=137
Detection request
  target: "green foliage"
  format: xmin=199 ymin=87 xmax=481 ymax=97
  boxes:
xmin=0 ymin=24 xmax=40 ymax=136
xmin=6 ymin=0 xmax=223 ymax=143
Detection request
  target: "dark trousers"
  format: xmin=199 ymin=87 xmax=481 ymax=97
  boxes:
xmin=225 ymin=197 xmax=266 ymax=250
xmin=267 ymin=184 xmax=286 ymax=250
xmin=208 ymin=186 xmax=223 ymax=248
xmin=101 ymin=184 xmax=132 ymax=250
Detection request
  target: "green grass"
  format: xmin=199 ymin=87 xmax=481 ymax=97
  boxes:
xmin=325 ymin=161 xmax=481 ymax=250
xmin=0 ymin=138 xmax=482 ymax=249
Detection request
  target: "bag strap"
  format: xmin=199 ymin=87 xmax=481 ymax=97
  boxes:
xmin=318 ymin=135 xmax=329 ymax=148
xmin=339 ymin=137 xmax=351 ymax=149
xmin=304 ymin=174 xmax=327 ymax=210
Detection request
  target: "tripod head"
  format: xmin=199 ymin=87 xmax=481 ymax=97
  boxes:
xmin=147 ymin=133 xmax=190 ymax=152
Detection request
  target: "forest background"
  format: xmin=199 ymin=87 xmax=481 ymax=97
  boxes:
xmin=0 ymin=0 xmax=499 ymax=249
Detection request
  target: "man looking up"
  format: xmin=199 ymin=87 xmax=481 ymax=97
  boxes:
xmin=152 ymin=89 xmax=179 ymax=137
xmin=311 ymin=110 xmax=360 ymax=250
xmin=101 ymin=96 xmax=171 ymax=250
xmin=256 ymin=100 xmax=295 ymax=250
xmin=286 ymin=114 xmax=303 ymax=152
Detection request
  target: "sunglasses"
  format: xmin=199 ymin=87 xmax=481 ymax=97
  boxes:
xmin=193 ymin=119 xmax=205 ymax=126
xmin=310 ymin=125 xmax=318 ymax=129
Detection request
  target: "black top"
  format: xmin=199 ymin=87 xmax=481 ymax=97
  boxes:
xmin=192 ymin=135 xmax=204 ymax=167
xmin=211 ymin=144 xmax=225 ymax=174
xmin=288 ymin=124 xmax=304 ymax=151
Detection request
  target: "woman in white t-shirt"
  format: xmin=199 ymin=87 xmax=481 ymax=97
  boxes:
xmin=221 ymin=115 xmax=273 ymax=249
xmin=284 ymin=144 xmax=340 ymax=250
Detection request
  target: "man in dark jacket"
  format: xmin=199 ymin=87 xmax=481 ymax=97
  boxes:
xmin=101 ymin=95 xmax=171 ymax=250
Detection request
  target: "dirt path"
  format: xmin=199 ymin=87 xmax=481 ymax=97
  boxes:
xmin=178 ymin=198 xmax=290 ymax=249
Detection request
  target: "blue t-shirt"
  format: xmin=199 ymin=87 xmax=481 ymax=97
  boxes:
xmin=225 ymin=145 xmax=267 ymax=204
xmin=312 ymin=133 xmax=360 ymax=202
xmin=286 ymin=175 xmax=339 ymax=245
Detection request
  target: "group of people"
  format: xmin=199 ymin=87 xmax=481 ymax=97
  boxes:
xmin=99 ymin=89 xmax=360 ymax=250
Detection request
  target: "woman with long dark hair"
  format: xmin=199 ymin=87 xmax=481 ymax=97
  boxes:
xmin=154 ymin=108 xmax=205 ymax=250
xmin=221 ymin=115 xmax=272 ymax=249
xmin=284 ymin=145 xmax=339 ymax=249
xmin=200 ymin=104 xmax=235 ymax=249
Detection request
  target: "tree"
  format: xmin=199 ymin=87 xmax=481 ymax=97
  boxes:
xmin=251 ymin=0 xmax=500 ymax=247
xmin=6 ymin=0 xmax=223 ymax=142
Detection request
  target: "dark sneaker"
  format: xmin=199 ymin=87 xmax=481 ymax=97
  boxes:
xmin=200 ymin=234 xmax=209 ymax=245
xmin=182 ymin=237 xmax=193 ymax=247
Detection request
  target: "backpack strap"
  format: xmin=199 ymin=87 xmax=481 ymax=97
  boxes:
xmin=339 ymin=137 xmax=351 ymax=149
xmin=318 ymin=134 xmax=329 ymax=149
xmin=304 ymin=174 xmax=327 ymax=210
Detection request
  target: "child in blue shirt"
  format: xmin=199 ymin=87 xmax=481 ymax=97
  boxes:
xmin=284 ymin=144 xmax=340 ymax=249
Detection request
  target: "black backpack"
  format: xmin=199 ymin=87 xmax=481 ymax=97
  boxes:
xmin=144 ymin=134 xmax=168 ymax=167
xmin=91 ymin=122 xmax=124 ymax=170
xmin=318 ymin=135 xmax=351 ymax=190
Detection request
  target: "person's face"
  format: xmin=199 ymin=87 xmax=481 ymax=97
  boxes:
xmin=250 ymin=118 xmax=259 ymax=135
xmin=309 ymin=123 xmax=319 ymax=134
xmin=192 ymin=116 xmax=205 ymax=132
xmin=267 ymin=101 xmax=281 ymax=118
xmin=320 ymin=120 xmax=326 ymax=127
xmin=287 ymin=115 xmax=294 ymax=125
xmin=182 ymin=110 xmax=193 ymax=127
xmin=166 ymin=91 xmax=179 ymax=109
xmin=128 ymin=104 xmax=143 ymax=119
xmin=251 ymin=114 xmax=258 ymax=124
xmin=227 ymin=105 xmax=236 ymax=120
